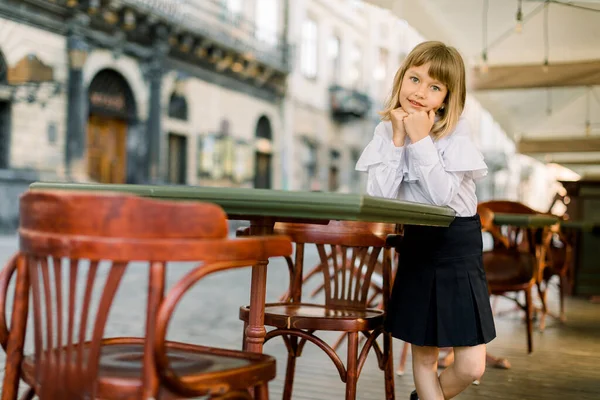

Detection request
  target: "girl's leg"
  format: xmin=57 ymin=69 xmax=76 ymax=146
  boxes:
xmin=438 ymin=344 xmax=486 ymax=399
xmin=411 ymin=344 xmax=444 ymax=400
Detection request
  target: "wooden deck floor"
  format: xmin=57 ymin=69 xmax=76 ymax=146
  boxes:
xmin=0 ymin=235 xmax=598 ymax=399
xmin=265 ymin=294 xmax=600 ymax=399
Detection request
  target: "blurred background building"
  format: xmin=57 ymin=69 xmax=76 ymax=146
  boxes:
xmin=0 ymin=0 xmax=597 ymax=231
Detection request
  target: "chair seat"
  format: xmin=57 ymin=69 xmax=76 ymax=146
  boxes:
xmin=483 ymin=251 xmax=535 ymax=288
xmin=240 ymin=303 xmax=385 ymax=332
xmin=21 ymin=338 xmax=275 ymax=399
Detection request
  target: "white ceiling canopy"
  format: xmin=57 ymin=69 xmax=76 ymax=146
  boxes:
xmin=364 ymin=0 xmax=600 ymax=176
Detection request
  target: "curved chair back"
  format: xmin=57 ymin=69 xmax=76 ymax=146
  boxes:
xmin=274 ymin=221 xmax=395 ymax=309
xmin=14 ymin=190 xmax=290 ymax=399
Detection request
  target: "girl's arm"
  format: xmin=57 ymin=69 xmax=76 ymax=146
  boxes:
xmin=408 ymin=136 xmax=465 ymax=206
xmin=406 ymin=127 xmax=487 ymax=206
xmin=356 ymin=122 xmax=406 ymax=199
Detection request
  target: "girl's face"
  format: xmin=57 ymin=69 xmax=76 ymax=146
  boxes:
xmin=398 ymin=63 xmax=448 ymax=114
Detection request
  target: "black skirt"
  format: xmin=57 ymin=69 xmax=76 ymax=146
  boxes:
xmin=385 ymin=215 xmax=496 ymax=347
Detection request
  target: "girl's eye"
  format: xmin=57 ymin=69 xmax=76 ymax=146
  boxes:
xmin=432 ymin=85 xmax=441 ymax=91
xmin=410 ymin=76 xmax=419 ymax=83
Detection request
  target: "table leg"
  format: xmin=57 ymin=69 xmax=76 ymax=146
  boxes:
xmin=244 ymin=219 xmax=275 ymax=354
xmin=245 ymin=260 xmax=268 ymax=353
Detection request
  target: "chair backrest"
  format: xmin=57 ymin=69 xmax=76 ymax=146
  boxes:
xmin=477 ymin=200 xmax=538 ymax=253
xmin=18 ymin=190 xmax=230 ymax=398
xmin=478 ymin=200 xmax=539 ymax=215
xmin=274 ymin=221 xmax=395 ymax=309
xmin=477 ymin=200 xmax=542 ymax=290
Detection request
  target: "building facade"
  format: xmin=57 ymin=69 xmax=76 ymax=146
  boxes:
xmin=0 ymin=0 xmax=291 ymax=230
xmin=0 ymin=0 xmax=562 ymax=231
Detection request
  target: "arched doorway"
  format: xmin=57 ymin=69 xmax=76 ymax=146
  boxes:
xmin=87 ymin=69 xmax=136 ymax=183
xmin=254 ymin=115 xmax=272 ymax=189
xmin=0 ymin=50 xmax=11 ymax=169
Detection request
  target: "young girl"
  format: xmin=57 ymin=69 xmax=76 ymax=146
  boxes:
xmin=356 ymin=41 xmax=496 ymax=400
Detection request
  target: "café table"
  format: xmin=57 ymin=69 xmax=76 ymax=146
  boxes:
xmin=29 ymin=182 xmax=455 ymax=355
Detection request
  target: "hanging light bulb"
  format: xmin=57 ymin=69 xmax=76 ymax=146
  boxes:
xmin=586 ymin=121 xmax=591 ymax=136
xmin=515 ymin=0 xmax=523 ymax=33
xmin=542 ymin=59 xmax=549 ymax=73
xmin=480 ymin=51 xmax=489 ymax=74
xmin=88 ymin=0 xmax=100 ymax=14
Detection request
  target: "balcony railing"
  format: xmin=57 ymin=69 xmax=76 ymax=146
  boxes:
xmin=329 ymin=85 xmax=371 ymax=121
xmin=125 ymin=0 xmax=291 ymax=73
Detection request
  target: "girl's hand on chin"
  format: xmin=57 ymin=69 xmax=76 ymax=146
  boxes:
xmin=390 ymin=107 xmax=409 ymax=147
xmin=404 ymin=110 xmax=435 ymax=143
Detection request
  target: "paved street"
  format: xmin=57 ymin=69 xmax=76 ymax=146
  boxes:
xmin=0 ymin=233 xmax=599 ymax=399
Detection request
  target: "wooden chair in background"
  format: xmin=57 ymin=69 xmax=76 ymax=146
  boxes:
xmin=478 ymin=200 xmax=550 ymax=353
xmin=239 ymin=220 xmax=396 ymax=400
xmin=0 ymin=190 xmax=292 ymax=400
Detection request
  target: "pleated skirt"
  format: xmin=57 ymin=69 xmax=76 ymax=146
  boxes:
xmin=385 ymin=215 xmax=496 ymax=347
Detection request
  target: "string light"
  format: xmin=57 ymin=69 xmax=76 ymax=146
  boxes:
xmin=480 ymin=51 xmax=489 ymax=74
xmin=542 ymin=1 xmax=550 ymax=72
xmin=515 ymin=0 xmax=523 ymax=33
xmin=481 ymin=0 xmax=489 ymax=74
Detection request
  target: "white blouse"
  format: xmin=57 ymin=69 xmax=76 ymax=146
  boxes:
xmin=355 ymin=117 xmax=488 ymax=217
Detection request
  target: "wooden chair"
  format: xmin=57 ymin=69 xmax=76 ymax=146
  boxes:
xmin=239 ymin=220 xmax=396 ymax=400
xmin=0 ymin=190 xmax=292 ymax=400
xmin=538 ymin=222 xmax=573 ymax=329
xmin=478 ymin=200 xmax=550 ymax=353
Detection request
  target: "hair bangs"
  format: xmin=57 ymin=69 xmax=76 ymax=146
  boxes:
xmin=411 ymin=48 xmax=455 ymax=92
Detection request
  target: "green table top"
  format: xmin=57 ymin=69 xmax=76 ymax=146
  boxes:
xmin=560 ymin=220 xmax=600 ymax=232
xmin=29 ymin=182 xmax=456 ymax=227
xmin=492 ymin=213 xmax=558 ymax=228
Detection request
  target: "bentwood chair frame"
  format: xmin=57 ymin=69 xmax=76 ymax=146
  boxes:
xmin=239 ymin=220 xmax=396 ymax=400
xmin=478 ymin=200 xmax=551 ymax=353
xmin=0 ymin=190 xmax=291 ymax=400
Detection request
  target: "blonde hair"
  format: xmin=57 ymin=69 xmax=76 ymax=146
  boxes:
xmin=380 ymin=41 xmax=466 ymax=139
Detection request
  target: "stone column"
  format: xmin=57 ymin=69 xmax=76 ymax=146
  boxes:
xmin=144 ymin=57 xmax=163 ymax=182
xmin=65 ymin=34 xmax=89 ymax=178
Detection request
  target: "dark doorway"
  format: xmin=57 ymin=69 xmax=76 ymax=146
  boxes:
xmin=87 ymin=69 xmax=137 ymax=183
xmin=254 ymin=115 xmax=272 ymax=189
xmin=167 ymin=133 xmax=188 ymax=184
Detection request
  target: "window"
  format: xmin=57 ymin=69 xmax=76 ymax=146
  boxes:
xmin=328 ymin=35 xmax=341 ymax=83
xmin=328 ymin=149 xmax=340 ymax=192
xmin=256 ymin=0 xmax=278 ymax=46
xmin=226 ymin=0 xmax=243 ymax=17
xmin=374 ymin=47 xmax=389 ymax=100
xmin=301 ymin=18 xmax=318 ymax=79
xmin=347 ymin=42 xmax=361 ymax=88
xmin=300 ymin=138 xmax=318 ymax=191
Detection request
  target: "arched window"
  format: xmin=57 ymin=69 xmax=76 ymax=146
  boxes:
xmin=168 ymin=93 xmax=188 ymax=120
xmin=88 ymin=69 xmax=136 ymax=121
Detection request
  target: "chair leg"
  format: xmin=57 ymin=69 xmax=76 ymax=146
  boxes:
xmin=282 ymin=337 xmax=299 ymax=400
xmin=537 ymin=282 xmax=548 ymax=332
xmin=525 ymin=287 xmax=534 ymax=353
xmin=383 ymin=332 xmax=395 ymax=399
xmin=345 ymin=332 xmax=359 ymax=400
xmin=18 ymin=389 xmax=35 ymax=400
xmin=242 ymin=321 xmax=248 ymax=351
xmin=396 ymin=341 xmax=409 ymax=376
xmin=2 ymin=258 xmax=29 ymax=400
xmin=255 ymin=383 xmax=269 ymax=400
xmin=559 ymin=274 xmax=568 ymax=323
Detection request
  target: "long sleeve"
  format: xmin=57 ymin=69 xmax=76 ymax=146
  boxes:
xmin=408 ymin=136 xmax=465 ymax=206
xmin=355 ymin=122 xmax=405 ymax=199
xmin=406 ymin=120 xmax=488 ymax=207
